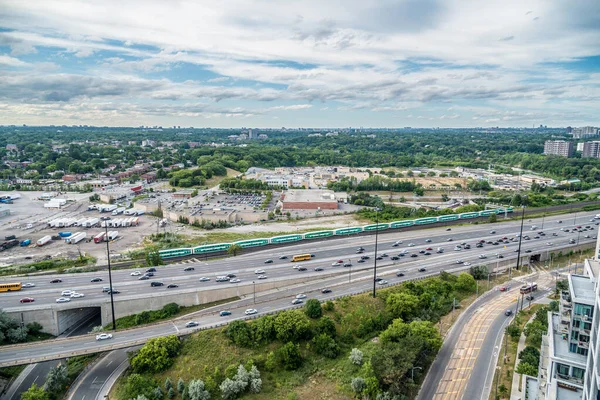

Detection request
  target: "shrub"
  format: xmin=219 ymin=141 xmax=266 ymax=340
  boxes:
xmin=225 ymin=320 xmax=253 ymax=347
xmin=277 ymin=342 xmax=303 ymax=370
xmin=130 ymin=336 xmax=182 ymax=373
xmin=313 ymin=333 xmax=340 ymax=358
xmin=304 ymin=299 xmax=323 ymax=319
xmin=349 ymin=348 xmax=364 ymax=366
xmin=177 ymin=378 xmax=185 ymax=393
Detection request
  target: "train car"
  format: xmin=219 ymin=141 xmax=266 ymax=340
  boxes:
xmin=363 ymin=223 xmax=390 ymax=232
xmin=234 ymin=239 xmax=269 ymax=248
xmin=192 ymin=243 xmax=231 ymax=254
xmin=334 ymin=227 xmax=363 ymax=235
xmin=303 ymin=230 xmax=334 ymax=240
xmin=390 ymin=220 xmax=415 ymax=228
xmin=159 ymin=248 xmax=193 ymax=259
xmin=415 ymin=217 xmax=437 ymax=225
xmin=459 ymin=212 xmax=480 ymax=219
xmin=438 ymin=214 xmax=459 ymax=222
xmin=270 ymin=234 xmax=302 ymax=244
xmin=479 ymin=210 xmax=495 ymax=217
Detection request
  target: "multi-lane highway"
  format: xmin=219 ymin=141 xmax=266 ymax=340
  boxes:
xmin=0 ymin=211 xmax=597 ymax=366
xmin=1 ymin=211 xmax=597 ymax=310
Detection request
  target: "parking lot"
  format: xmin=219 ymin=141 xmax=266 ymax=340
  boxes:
xmin=0 ymin=191 xmax=151 ymax=267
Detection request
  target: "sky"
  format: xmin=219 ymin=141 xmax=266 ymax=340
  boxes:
xmin=0 ymin=0 xmax=599 ymax=128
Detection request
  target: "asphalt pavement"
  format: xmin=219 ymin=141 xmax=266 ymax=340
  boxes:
xmin=0 ymin=212 xmax=597 ymax=367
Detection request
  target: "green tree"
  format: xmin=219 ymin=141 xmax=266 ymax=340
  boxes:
xmin=225 ymin=320 xmax=253 ymax=347
xmin=274 ymin=310 xmax=311 ymax=342
xmin=386 ymin=292 xmax=419 ymax=320
xmin=515 ymin=362 xmax=538 ymax=376
xmin=506 ymin=324 xmax=521 ymax=340
xmin=456 ymin=273 xmax=476 ymax=293
xmin=177 ymin=378 xmax=185 ymax=393
xmin=146 ymin=247 xmax=164 ymax=267
xmin=21 ymin=384 xmax=49 ymax=400
xmin=167 ymin=388 xmax=176 ymax=399
xmin=187 ymin=379 xmax=210 ymax=400
xmin=304 ymin=299 xmax=323 ymax=319
xmin=277 ymin=342 xmax=303 ymax=370
xmin=488 ymin=213 xmax=497 ymax=223
xmin=351 ymin=377 xmax=366 ymax=399
xmin=469 ymin=265 xmax=489 ymax=280
xmin=130 ymin=336 xmax=181 ymax=373
xmin=227 ymin=244 xmax=242 ymax=257
xmin=313 ymin=333 xmax=340 ymax=358
xmin=122 ymin=374 xmax=157 ymax=400
xmin=165 ymin=377 xmax=173 ymax=392
xmin=43 ymin=364 xmax=68 ymax=393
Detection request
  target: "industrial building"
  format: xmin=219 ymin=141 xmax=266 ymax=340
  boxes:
xmin=280 ymin=189 xmax=343 ymax=210
xmin=544 ymin=140 xmax=574 ymax=157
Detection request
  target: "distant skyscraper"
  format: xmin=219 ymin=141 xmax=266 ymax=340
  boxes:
xmin=543 ymin=140 xmax=574 ymax=157
xmin=583 ymin=142 xmax=600 ymax=158
xmin=248 ymin=129 xmax=255 ymax=139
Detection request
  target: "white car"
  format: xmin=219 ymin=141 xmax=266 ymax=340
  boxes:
xmin=254 ymin=269 xmax=265 ymax=274
xmin=258 ymin=275 xmax=268 ymax=280
xmin=230 ymin=278 xmax=241 ymax=283
xmin=130 ymin=271 xmax=141 ymax=276
xmin=56 ymin=297 xmax=71 ymax=303
xmin=245 ymin=308 xmax=258 ymax=315
xmin=61 ymin=290 xmax=73 ymax=297
xmin=408 ymin=243 xmax=415 ymax=247
xmin=547 ymin=242 xmax=553 ymax=246
xmin=199 ymin=277 xmax=210 ymax=282
xmin=96 ymin=333 xmax=113 ymax=341
xmin=296 ymin=294 xmax=307 ymax=299
xmin=378 ymin=280 xmax=389 ymax=285
xmin=22 ymin=283 xmax=35 ymax=288
xmin=70 ymin=292 xmax=85 ymax=298
xmin=463 ymin=262 xmax=472 ymax=266
xmin=293 ymin=265 xmax=301 ymax=269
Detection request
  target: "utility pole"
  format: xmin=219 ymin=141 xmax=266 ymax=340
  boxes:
xmin=372 ymin=207 xmax=381 ymax=298
xmin=504 ymin=329 xmax=508 ymax=362
xmin=516 ymin=204 xmax=526 ymax=271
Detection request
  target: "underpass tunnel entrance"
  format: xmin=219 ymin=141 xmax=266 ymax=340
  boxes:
xmin=57 ymin=306 xmax=102 ymax=336
xmin=529 ymin=254 xmax=541 ymax=263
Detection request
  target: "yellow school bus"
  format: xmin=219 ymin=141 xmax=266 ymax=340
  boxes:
xmin=291 ymin=254 xmax=311 ymax=262
xmin=0 ymin=282 xmax=22 ymax=292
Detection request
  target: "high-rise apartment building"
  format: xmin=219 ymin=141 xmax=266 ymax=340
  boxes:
xmin=544 ymin=140 xmax=574 ymax=157
xmin=537 ymin=234 xmax=600 ymax=400
xmin=572 ymin=127 xmax=599 ymax=139
xmin=583 ymin=142 xmax=600 ymax=159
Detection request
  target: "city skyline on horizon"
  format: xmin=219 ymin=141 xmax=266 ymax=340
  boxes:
xmin=0 ymin=0 xmax=599 ymax=128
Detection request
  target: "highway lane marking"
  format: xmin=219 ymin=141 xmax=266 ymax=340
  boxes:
xmin=106 ymin=360 xmax=113 ymax=367
xmin=172 ymin=322 xmax=179 ymax=333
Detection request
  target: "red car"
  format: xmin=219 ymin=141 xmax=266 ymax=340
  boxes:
xmin=425 ymin=247 xmax=433 ymax=251
xmin=19 ymin=297 xmax=35 ymax=303
xmin=337 ymin=259 xmax=344 ymax=263
xmin=499 ymin=286 xmax=508 ymax=292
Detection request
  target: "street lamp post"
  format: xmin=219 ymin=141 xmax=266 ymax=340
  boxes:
xmin=411 ymin=366 xmax=423 ymax=381
xmin=104 ymin=218 xmax=116 ymax=331
xmin=253 ymin=281 xmax=256 ymax=304
xmin=515 ymin=205 xmax=526 ymax=271
xmin=372 ymin=207 xmax=381 ymax=298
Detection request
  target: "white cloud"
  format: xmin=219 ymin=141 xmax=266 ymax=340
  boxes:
xmin=268 ymin=104 xmax=313 ymax=111
xmin=0 ymin=54 xmax=29 ymax=67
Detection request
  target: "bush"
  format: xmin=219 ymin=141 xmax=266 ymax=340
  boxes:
xmin=315 ymin=316 xmax=337 ymax=338
xmin=26 ymin=322 xmax=43 ymax=335
xmin=153 ymin=386 xmax=163 ymax=400
xmin=225 ymin=320 xmax=253 ymax=347
xmin=349 ymin=348 xmax=364 ymax=365
xmin=304 ymin=299 xmax=323 ymax=319
xmin=506 ymin=324 xmax=521 ymax=340
xmin=177 ymin=378 xmax=185 ymax=393
xmin=323 ymin=301 xmax=335 ymax=312
xmin=123 ymin=374 xmax=157 ymax=400
xmin=130 ymin=336 xmax=182 ymax=373
xmin=313 ymin=333 xmax=340 ymax=358
xmin=187 ymin=379 xmax=210 ymax=400
xmin=277 ymin=342 xmax=303 ymax=370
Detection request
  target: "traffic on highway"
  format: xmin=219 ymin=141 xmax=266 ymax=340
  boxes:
xmin=0 ymin=211 xmax=597 ymax=366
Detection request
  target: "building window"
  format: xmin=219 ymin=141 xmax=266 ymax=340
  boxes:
xmin=585 ymin=322 xmax=592 ymax=330
xmin=574 ymin=303 xmax=594 ymax=318
xmin=570 ymin=343 xmax=578 ymax=353
xmin=577 ymin=347 xmax=589 ymax=356
xmin=574 ymin=319 xmax=581 ymax=328
xmin=557 ymin=363 xmax=570 ymax=376
xmin=573 ymin=367 xmax=585 ymax=380
xmin=572 ymin=331 xmax=580 ymax=341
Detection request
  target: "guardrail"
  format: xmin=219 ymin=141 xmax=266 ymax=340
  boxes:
xmin=1 ymin=239 xmax=595 ymax=366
